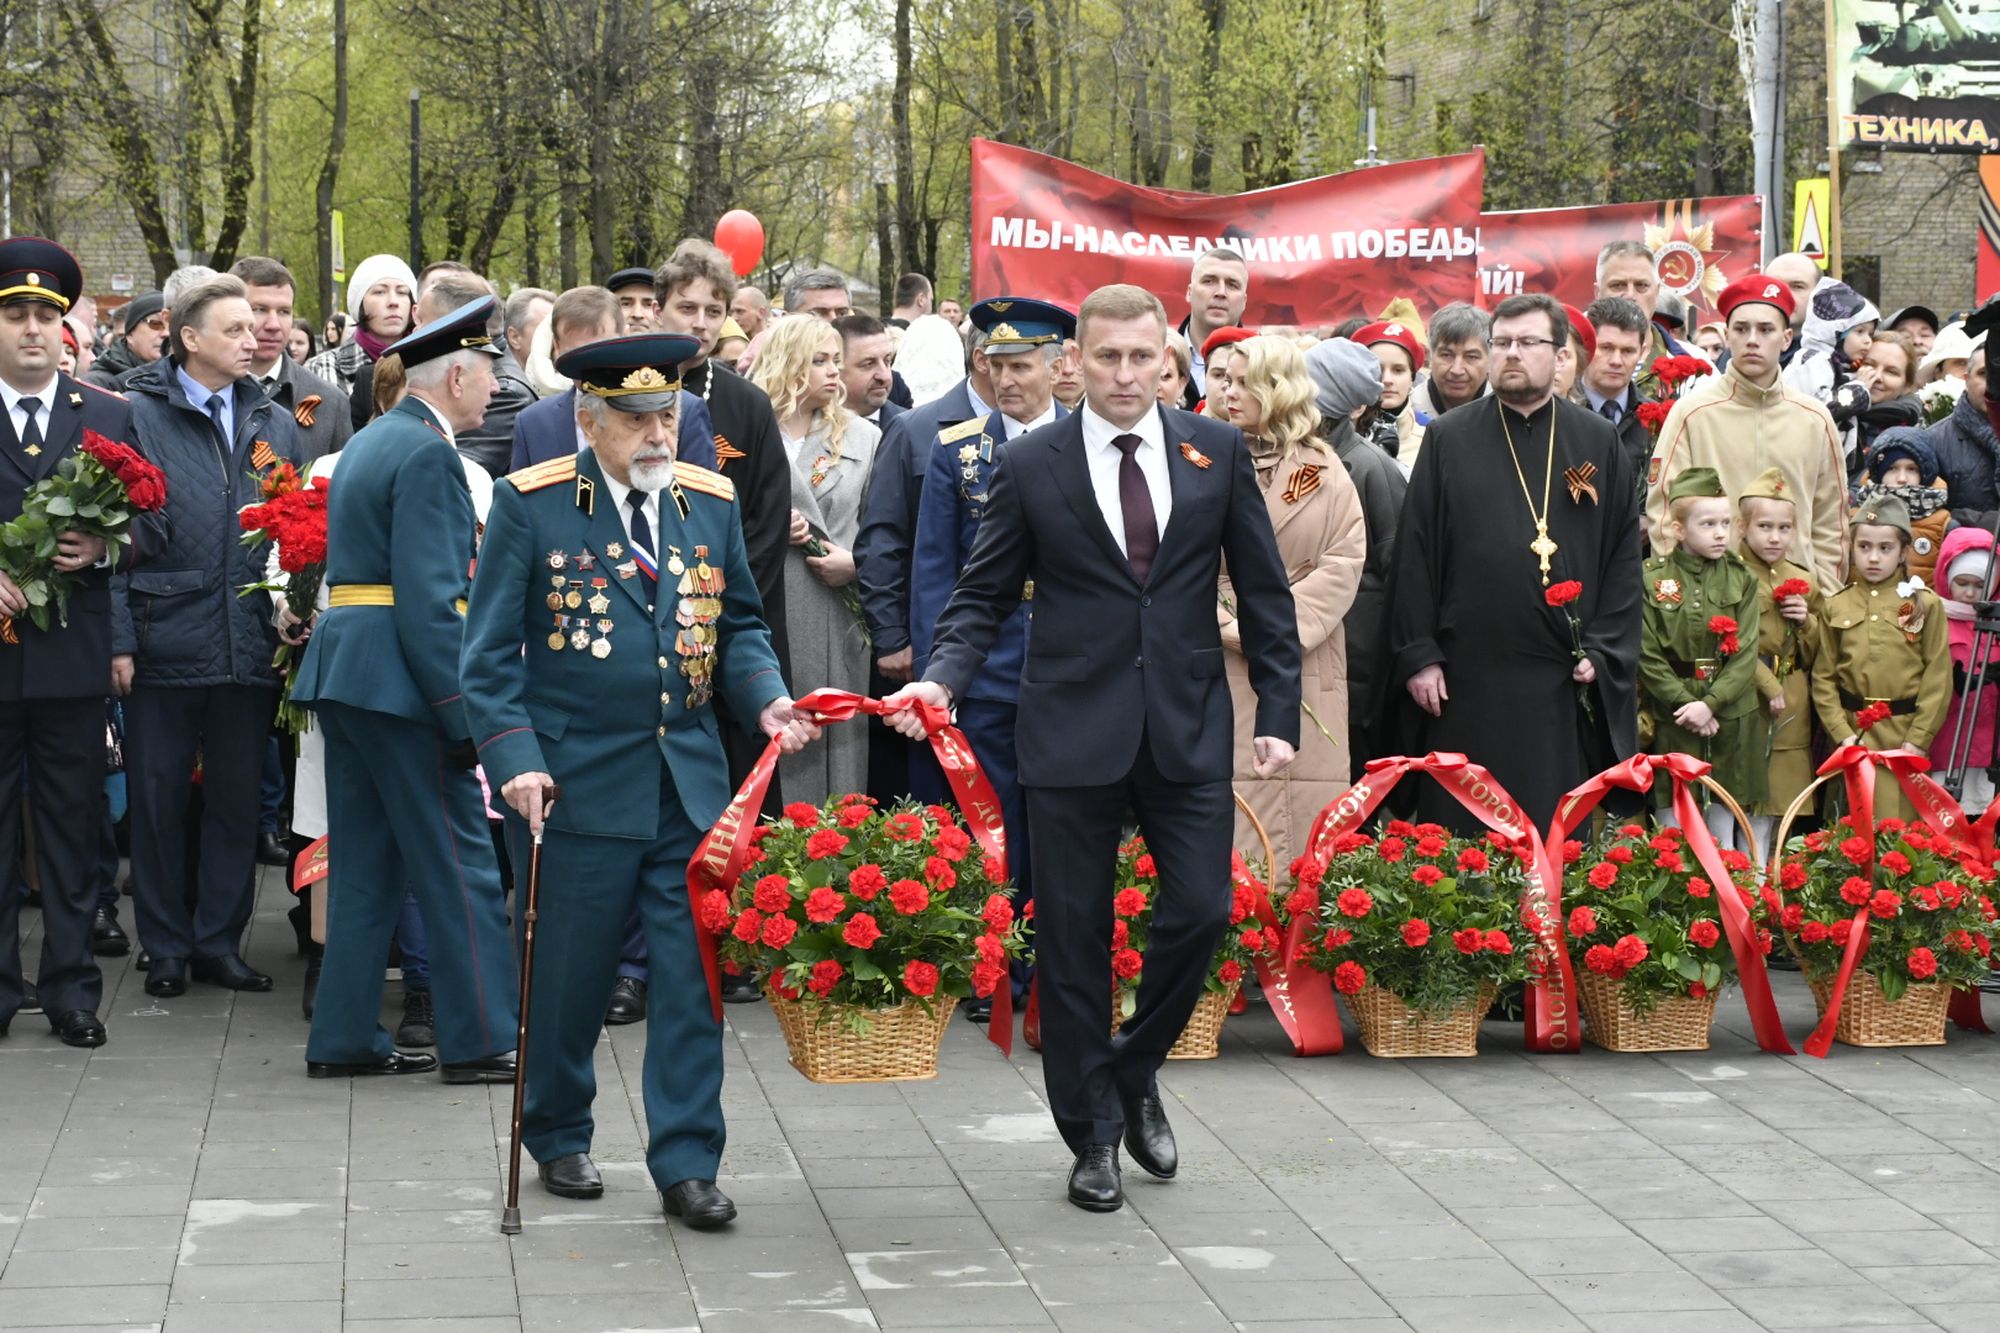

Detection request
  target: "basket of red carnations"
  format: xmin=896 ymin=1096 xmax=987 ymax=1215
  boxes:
xmin=1562 ymin=822 xmax=1760 ymax=1051
xmin=705 ymin=794 xmax=1028 ymax=1082
xmin=1769 ymin=813 xmax=1996 ymax=1047
xmin=1108 ymin=820 xmax=1274 ymax=1060
xmin=1286 ymin=821 xmax=1535 ymax=1056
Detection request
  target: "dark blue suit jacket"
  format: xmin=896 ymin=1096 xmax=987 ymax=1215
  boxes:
xmin=509 ymin=389 xmax=717 ymax=473
xmin=854 ymin=380 xmax=978 ymax=653
xmin=923 ymin=405 xmax=1301 ymax=788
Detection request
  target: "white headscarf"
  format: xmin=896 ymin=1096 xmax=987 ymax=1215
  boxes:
xmin=523 ymin=314 xmax=569 ymax=398
xmin=897 ymin=314 xmax=969 ymax=406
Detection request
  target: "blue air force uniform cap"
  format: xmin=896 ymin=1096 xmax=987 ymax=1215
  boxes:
xmin=383 ymin=294 xmax=505 ymax=368
xmin=970 ymin=297 xmax=1076 ymax=355
xmin=606 ymin=266 xmax=657 ymax=294
xmin=555 ymin=331 xmax=702 ymax=413
xmin=0 ymin=236 xmax=82 ymax=313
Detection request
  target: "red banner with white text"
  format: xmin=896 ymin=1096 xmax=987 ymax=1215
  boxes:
xmin=1476 ymin=197 xmax=1765 ymax=325
xmin=969 ymin=139 xmax=1488 ymax=325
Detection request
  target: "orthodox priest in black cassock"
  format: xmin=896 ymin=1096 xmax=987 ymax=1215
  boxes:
xmin=1388 ymin=381 xmax=1642 ymax=833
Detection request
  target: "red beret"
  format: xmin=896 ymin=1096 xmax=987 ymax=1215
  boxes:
xmin=1200 ymin=325 xmax=1255 ymax=362
xmin=1719 ymin=273 xmax=1797 ymax=323
xmin=1353 ymin=320 xmax=1425 ymax=374
xmin=1560 ymin=304 xmax=1596 ymax=360
xmin=60 ymin=322 xmax=78 ymax=353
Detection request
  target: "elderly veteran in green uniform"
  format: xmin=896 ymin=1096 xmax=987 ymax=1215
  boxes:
xmin=294 ymin=296 xmax=520 ymax=1082
xmin=461 ymin=332 xmax=820 ymax=1230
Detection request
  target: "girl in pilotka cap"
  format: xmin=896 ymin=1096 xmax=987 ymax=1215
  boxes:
xmin=1737 ymin=466 xmax=1821 ymax=853
xmin=1810 ymin=495 xmax=1952 ymax=823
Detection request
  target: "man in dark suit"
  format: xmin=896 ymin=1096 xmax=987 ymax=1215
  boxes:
xmin=231 ymin=256 xmax=353 ymax=465
xmin=1578 ymin=297 xmax=1656 ymax=481
xmin=886 ymin=284 xmax=1301 ymax=1214
xmin=0 ymin=238 xmax=167 ymax=1047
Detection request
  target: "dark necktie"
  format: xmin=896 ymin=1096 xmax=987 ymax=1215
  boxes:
xmin=207 ymin=395 xmax=230 ymax=447
xmin=1113 ymin=433 xmax=1159 ymax=583
xmin=1598 ymin=398 xmax=1621 ymax=425
xmin=17 ymin=396 xmax=43 ymax=455
xmin=626 ymin=491 xmax=658 ymax=601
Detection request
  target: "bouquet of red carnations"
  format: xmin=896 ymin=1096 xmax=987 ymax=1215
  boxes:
xmin=237 ymin=462 xmax=330 ymax=731
xmin=0 ymin=428 xmax=167 ymax=634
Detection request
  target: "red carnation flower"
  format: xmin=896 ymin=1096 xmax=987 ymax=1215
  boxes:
xmin=1587 ymin=862 xmax=1619 ymax=889
xmin=1840 ymin=876 xmax=1873 ymax=907
xmin=1284 ymin=886 xmax=1318 ymax=917
xmin=842 ymin=913 xmax=882 ymax=949
xmin=934 ymin=826 xmax=972 ymax=862
xmin=838 ymin=803 xmax=872 ymax=829
xmin=1457 ymin=847 xmax=1491 ymax=874
xmin=806 ymin=829 xmax=850 ymax=861
xmin=884 ymin=811 xmax=925 ymax=841
xmin=1831 ymin=919 xmax=1854 ymax=947
xmin=1800 ymin=919 xmax=1830 ymax=944
xmin=1635 ymin=400 xmax=1673 ymax=434
xmin=807 ymin=959 xmax=844 ymax=997
xmin=1322 ymin=927 xmax=1354 ymax=950
xmin=848 ymin=864 xmax=887 ymax=900
xmin=731 ymin=908 xmax=764 ymax=943
xmin=1376 ymin=837 xmax=1407 ymax=862
xmin=1613 ymin=934 xmax=1649 ymax=967
xmin=1401 ymin=919 xmax=1432 ymax=948
xmin=1774 ymin=577 xmax=1810 ymax=600
xmin=1452 ymin=927 xmax=1485 ymax=955
xmin=1484 ymin=930 xmax=1513 ymax=954
xmin=887 ymin=879 xmax=930 ymax=916
xmin=1411 ymin=864 xmax=1444 ymax=888
xmin=1332 ymin=960 xmax=1367 ymax=995
xmin=1291 ymin=855 xmax=1328 ymax=889
xmin=1880 ymin=851 xmax=1912 ymax=877
xmin=804 ymin=887 xmax=845 ymax=923
xmin=971 ymin=960 xmax=1006 ymax=997
xmin=923 ymin=856 xmax=957 ymax=889
xmin=1908 ymin=946 xmax=1939 ymax=980
xmin=1114 ymin=887 xmax=1148 ymax=918
xmin=1112 ymin=947 xmax=1144 ymax=980
xmin=1240 ymin=927 xmax=1270 ymax=953
xmin=1111 ymin=919 xmax=1129 ymax=948
xmin=1686 ymin=876 xmax=1712 ymax=899
xmin=697 ymin=890 xmax=733 ymax=934
xmin=783 ymin=802 xmax=821 ymax=828
xmin=1562 ymin=839 xmax=1584 ymax=865
xmin=1544 ymin=580 xmax=1583 ymax=608
xmin=902 ymin=960 xmax=940 ymax=997
xmin=1606 ymin=845 xmax=1635 ymax=864
xmin=753 ymin=875 xmax=792 ymax=914
xmin=982 ymin=894 xmax=1014 ymax=932
xmin=1870 ymin=889 xmax=1902 ymax=919
xmin=1780 ymin=903 xmax=1804 ymax=931
xmin=1415 ymin=835 xmax=1448 ymax=858
xmin=1584 ymin=944 xmax=1617 ymax=974
xmin=1218 ymin=959 xmax=1243 ymax=985
xmin=1337 ymin=888 xmax=1374 ymax=918
xmin=1688 ymin=919 xmax=1721 ymax=948
xmin=976 ymin=932 xmax=1006 ymax=965
xmin=761 ymin=914 xmax=798 ymax=949
xmin=1568 ymin=905 xmax=1598 ymax=937
xmin=1134 ymin=853 xmax=1158 ymax=878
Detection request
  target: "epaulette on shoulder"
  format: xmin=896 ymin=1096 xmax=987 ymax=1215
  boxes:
xmin=674 ymin=460 xmax=736 ymax=502
xmin=507 ymin=455 xmax=577 ymax=494
xmin=938 ymin=417 xmax=985 ymax=445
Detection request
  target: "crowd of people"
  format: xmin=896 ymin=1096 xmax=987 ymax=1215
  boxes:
xmin=3 ymin=223 xmax=1998 ymax=1218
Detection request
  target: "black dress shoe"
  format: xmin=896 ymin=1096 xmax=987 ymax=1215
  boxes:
xmin=720 ymin=971 xmax=762 ymax=1004
xmin=20 ymin=981 xmax=41 ymax=1014
xmin=1067 ymin=1143 xmax=1124 ymax=1213
xmin=960 ymin=997 xmax=993 ymax=1025
xmin=301 ymin=955 xmax=321 ymax=1020
xmin=256 ymin=832 xmax=291 ymax=867
xmin=1121 ymin=1091 xmax=1178 ymax=1180
xmin=144 ymin=957 xmax=187 ymax=997
xmin=440 ymin=1050 xmax=517 ymax=1084
xmin=307 ymin=1050 xmax=439 ymax=1078
xmin=605 ymin=976 xmax=646 ymax=1026
xmin=190 ymin=954 xmax=273 ymax=992
xmin=660 ymin=1179 xmax=736 ymax=1229
xmin=136 ymin=950 xmax=151 ymax=972
xmin=538 ymin=1152 xmax=604 ymax=1199
xmin=50 ymin=1010 xmax=107 ymax=1048
xmin=396 ymin=989 xmax=436 ymax=1047
xmin=91 ymin=909 xmax=130 ymax=958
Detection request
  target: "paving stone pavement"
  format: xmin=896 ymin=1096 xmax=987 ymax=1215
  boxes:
xmin=6 ymin=875 xmax=2000 ymax=1331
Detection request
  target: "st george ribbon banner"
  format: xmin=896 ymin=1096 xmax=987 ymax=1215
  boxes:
xmin=970 ymin=138 xmax=1488 ymax=323
xmin=970 ymin=139 xmax=1762 ymax=325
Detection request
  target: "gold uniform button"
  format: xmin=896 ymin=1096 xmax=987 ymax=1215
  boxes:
xmin=1869 ymin=614 xmax=1878 ymax=621
xmin=658 ymin=656 xmax=670 ymax=668
xmin=661 ymin=693 xmax=671 ymax=706
xmin=658 ymin=726 xmax=666 ymax=737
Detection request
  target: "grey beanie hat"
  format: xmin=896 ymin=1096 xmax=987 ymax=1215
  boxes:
xmin=1305 ymin=337 xmax=1384 ymax=418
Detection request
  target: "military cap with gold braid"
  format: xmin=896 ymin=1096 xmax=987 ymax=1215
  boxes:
xmin=1853 ymin=493 xmax=1915 ymax=542
xmin=382 ymin=293 xmax=504 ymax=368
xmin=1739 ymin=466 xmax=1794 ymax=505
xmin=554 ymin=331 xmax=700 ymax=413
xmin=0 ymin=236 xmax=82 ymax=313
xmin=1666 ymin=466 xmax=1726 ymax=503
xmin=969 ymin=296 xmax=1076 ymax=355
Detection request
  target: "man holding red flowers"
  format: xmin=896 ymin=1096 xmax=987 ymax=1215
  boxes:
xmin=0 ymin=238 xmax=168 ymax=1049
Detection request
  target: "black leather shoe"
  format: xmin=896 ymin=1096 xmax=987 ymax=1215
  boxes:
xmin=91 ymin=909 xmax=130 ymax=957
xmin=538 ymin=1152 xmax=604 ymax=1199
xmin=51 ymin=1010 xmax=107 ymax=1048
xmin=307 ymin=1050 xmax=439 ymax=1078
xmin=136 ymin=951 xmax=150 ymax=972
xmin=191 ymin=954 xmax=273 ymax=992
xmin=301 ymin=955 xmax=321 ymax=1020
xmin=605 ymin=976 xmax=646 ymax=1026
xmin=256 ymin=832 xmax=291 ymax=867
xmin=1121 ymin=1092 xmax=1178 ymax=1180
xmin=720 ymin=971 xmax=762 ymax=1004
xmin=1067 ymin=1143 xmax=1123 ymax=1212
xmin=440 ymin=1050 xmax=517 ymax=1084
xmin=960 ymin=997 xmax=993 ymax=1025
xmin=660 ymin=1179 xmax=736 ymax=1229
xmin=20 ymin=981 xmax=41 ymax=1014
xmin=144 ymin=957 xmax=187 ymax=997
xmin=396 ymin=989 xmax=436 ymax=1047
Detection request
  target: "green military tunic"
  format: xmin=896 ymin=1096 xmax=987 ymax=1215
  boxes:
xmin=1639 ymin=548 xmax=1767 ymax=808
xmin=1809 ymin=575 xmax=1952 ymax=823
xmin=1741 ymin=548 xmax=1822 ymax=818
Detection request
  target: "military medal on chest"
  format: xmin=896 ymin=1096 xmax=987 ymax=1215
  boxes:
xmin=671 ymin=545 xmax=726 ymax=708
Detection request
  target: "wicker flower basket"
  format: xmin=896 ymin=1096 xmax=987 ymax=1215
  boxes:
xmin=1349 ymin=982 xmax=1495 ymax=1057
xmin=1576 ymin=971 xmax=1720 ymax=1052
xmin=1111 ymin=985 xmax=1239 ymax=1060
xmin=1805 ymin=971 xmax=1950 ymax=1048
xmin=768 ymin=992 xmax=960 ymax=1082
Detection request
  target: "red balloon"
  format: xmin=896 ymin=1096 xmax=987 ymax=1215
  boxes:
xmin=714 ymin=210 xmax=765 ymax=279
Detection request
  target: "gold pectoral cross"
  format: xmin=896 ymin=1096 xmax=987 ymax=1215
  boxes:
xmin=1530 ymin=523 xmax=1558 ymax=585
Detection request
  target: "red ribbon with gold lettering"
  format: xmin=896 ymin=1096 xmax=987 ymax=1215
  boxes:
xmin=1549 ymin=753 xmax=1794 ymax=1054
xmin=687 ymin=688 xmax=1016 ymax=1053
xmin=1302 ymin=753 xmax=1581 ymax=1054
xmin=1232 ymin=849 xmax=1343 ymax=1055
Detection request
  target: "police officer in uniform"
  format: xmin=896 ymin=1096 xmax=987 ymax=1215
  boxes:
xmin=908 ymin=298 xmax=1072 ymax=1011
xmin=461 ymin=332 xmax=818 ymax=1228
xmin=0 ymin=239 xmax=164 ymax=1046
xmin=293 ymin=297 xmax=520 ymax=1081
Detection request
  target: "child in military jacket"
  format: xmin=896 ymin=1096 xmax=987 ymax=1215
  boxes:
xmin=1736 ymin=467 xmax=1822 ymax=852
xmin=1810 ymin=494 xmax=1952 ymax=823
xmin=1641 ymin=467 xmax=1766 ymax=845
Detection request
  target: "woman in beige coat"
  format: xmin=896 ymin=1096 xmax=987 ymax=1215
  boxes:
xmin=1217 ymin=336 xmax=1367 ymax=874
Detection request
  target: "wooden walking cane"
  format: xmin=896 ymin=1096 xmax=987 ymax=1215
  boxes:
xmin=500 ymin=783 xmax=559 ymax=1236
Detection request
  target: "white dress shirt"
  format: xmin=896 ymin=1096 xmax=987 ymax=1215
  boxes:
xmin=0 ymin=374 xmax=59 ymax=447
xmin=1000 ymin=401 xmax=1057 ymax=440
xmin=1079 ymin=402 xmax=1172 ymax=556
xmin=598 ymin=466 xmax=662 ymax=557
